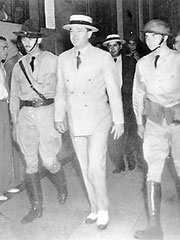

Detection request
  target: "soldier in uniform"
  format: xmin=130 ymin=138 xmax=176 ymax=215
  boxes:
xmin=10 ymin=19 xmax=67 ymax=224
xmin=133 ymin=19 xmax=180 ymax=240
xmin=54 ymin=15 xmax=124 ymax=230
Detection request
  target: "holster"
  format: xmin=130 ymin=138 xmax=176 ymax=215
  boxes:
xmin=143 ymin=98 xmax=180 ymax=125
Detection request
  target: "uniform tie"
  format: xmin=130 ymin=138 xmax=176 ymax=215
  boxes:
xmin=77 ymin=51 xmax=81 ymax=69
xmin=30 ymin=56 xmax=36 ymax=72
xmin=114 ymin=58 xmax=117 ymax=62
xmin=154 ymin=55 xmax=160 ymax=68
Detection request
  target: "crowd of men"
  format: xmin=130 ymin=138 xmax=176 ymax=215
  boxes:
xmin=0 ymin=14 xmax=180 ymax=240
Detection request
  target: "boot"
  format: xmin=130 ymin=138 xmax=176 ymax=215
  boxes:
xmin=21 ymin=172 xmax=43 ymax=224
xmin=134 ymin=181 xmax=163 ymax=240
xmin=47 ymin=167 xmax=68 ymax=204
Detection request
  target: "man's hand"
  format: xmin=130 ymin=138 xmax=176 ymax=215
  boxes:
xmin=111 ymin=123 xmax=124 ymax=140
xmin=137 ymin=124 xmax=145 ymax=139
xmin=54 ymin=121 xmax=67 ymax=134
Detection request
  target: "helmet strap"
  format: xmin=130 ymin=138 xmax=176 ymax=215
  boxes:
xmin=152 ymin=35 xmax=164 ymax=52
xmin=28 ymin=38 xmax=39 ymax=52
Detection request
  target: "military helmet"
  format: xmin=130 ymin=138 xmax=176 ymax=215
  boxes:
xmin=143 ymin=19 xmax=172 ymax=36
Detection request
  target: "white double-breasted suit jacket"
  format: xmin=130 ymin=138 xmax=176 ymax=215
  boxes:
xmin=55 ymin=43 xmax=124 ymax=136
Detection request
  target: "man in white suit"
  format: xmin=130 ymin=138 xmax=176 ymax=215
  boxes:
xmin=54 ymin=15 xmax=124 ymax=230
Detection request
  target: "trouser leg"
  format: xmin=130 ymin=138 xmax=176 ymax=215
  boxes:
xmin=47 ymin=166 xmax=68 ymax=204
xmin=108 ymin=133 xmax=125 ymax=173
xmin=21 ymin=172 xmax=43 ymax=224
xmin=134 ymin=181 xmax=163 ymax=240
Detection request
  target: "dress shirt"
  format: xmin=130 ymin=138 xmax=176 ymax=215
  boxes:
xmin=10 ymin=51 xmax=58 ymax=123
xmin=114 ymin=55 xmax=122 ymax=88
xmin=133 ymin=48 xmax=180 ymax=125
xmin=0 ymin=62 xmax=8 ymax=99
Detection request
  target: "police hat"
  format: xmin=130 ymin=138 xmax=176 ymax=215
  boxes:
xmin=13 ymin=19 xmax=47 ymax=38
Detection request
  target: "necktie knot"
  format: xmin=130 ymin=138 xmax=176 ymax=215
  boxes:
xmin=114 ymin=58 xmax=117 ymax=62
xmin=154 ymin=55 xmax=160 ymax=68
xmin=77 ymin=51 xmax=81 ymax=69
xmin=30 ymin=56 xmax=35 ymax=72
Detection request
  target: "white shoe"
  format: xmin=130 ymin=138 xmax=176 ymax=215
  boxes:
xmin=7 ymin=188 xmax=20 ymax=193
xmin=85 ymin=212 xmax=98 ymax=224
xmin=0 ymin=195 xmax=8 ymax=201
xmin=97 ymin=210 xmax=109 ymax=230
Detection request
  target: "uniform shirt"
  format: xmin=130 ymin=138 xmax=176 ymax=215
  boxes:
xmin=133 ymin=47 xmax=180 ymax=125
xmin=55 ymin=43 xmax=124 ymax=136
xmin=10 ymin=51 xmax=58 ymax=123
xmin=0 ymin=62 xmax=8 ymax=99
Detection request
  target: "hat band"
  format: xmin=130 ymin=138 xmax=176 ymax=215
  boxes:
xmin=105 ymin=37 xmax=121 ymax=42
xmin=69 ymin=20 xmax=93 ymax=27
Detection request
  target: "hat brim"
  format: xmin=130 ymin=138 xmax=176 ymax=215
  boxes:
xmin=103 ymin=39 xmax=126 ymax=47
xmin=63 ymin=24 xmax=99 ymax=32
xmin=13 ymin=31 xmax=48 ymax=38
xmin=141 ymin=30 xmax=172 ymax=36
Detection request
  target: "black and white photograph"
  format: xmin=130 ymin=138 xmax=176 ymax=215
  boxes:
xmin=0 ymin=0 xmax=180 ymax=240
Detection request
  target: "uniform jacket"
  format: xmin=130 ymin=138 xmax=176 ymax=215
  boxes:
xmin=10 ymin=51 xmax=58 ymax=123
xmin=55 ymin=43 xmax=124 ymax=136
xmin=133 ymin=47 xmax=180 ymax=125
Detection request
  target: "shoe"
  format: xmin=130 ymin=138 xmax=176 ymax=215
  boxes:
xmin=97 ymin=210 xmax=109 ymax=230
xmin=112 ymin=167 xmax=125 ymax=174
xmin=85 ymin=212 xmax=97 ymax=224
xmin=7 ymin=188 xmax=20 ymax=193
xmin=126 ymin=154 xmax=136 ymax=170
xmin=0 ymin=195 xmax=8 ymax=201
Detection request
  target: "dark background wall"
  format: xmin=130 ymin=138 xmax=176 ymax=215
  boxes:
xmin=2 ymin=0 xmax=180 ymax=55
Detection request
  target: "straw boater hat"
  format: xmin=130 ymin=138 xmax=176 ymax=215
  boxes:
xmin=13 ymin=19 xmax=47 ymax=38
xmin=63 ymin=15 xmax=99 ymax=32
xmin=103 ymin=34 xmax=126 ymax=47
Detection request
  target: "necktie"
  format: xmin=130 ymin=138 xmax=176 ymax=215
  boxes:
xmin=154 ymin=55 xmax=160 ymax=68
xmin=77 ymin=51 xmax=81 ymax=69
xmin=114 ymin=58 xmax=117 ymax=62
xmin=30 ymin=56 xmax=36 ymax=72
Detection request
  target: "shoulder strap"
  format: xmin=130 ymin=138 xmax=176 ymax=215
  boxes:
xmin=19 ymin=60 xmax=47 ymax=101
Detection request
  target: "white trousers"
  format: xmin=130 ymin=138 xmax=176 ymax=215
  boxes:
xmin=71 ymin=115 xmax=112 ymax=213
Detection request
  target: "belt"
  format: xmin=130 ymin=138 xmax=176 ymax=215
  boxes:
xmin=20 ymin=98 xmax=54 ymax=108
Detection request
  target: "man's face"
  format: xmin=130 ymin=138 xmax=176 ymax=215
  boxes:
xmin=0 ymin=39 xmax=8 ymax=62
xmin=173 ymin=35 xmax=180 ymax=52
xmin=127 ymin=40 xmax=137 ymax=52
xmin=107 ymin=41 xmax=121 ymax=58
xmin=21 ymin=37 xmax=38 ymax=53
xmin=70 ymin=25 xmax=92 ymax=49
xmin=145 ymin=32 xmax=162 ymax=51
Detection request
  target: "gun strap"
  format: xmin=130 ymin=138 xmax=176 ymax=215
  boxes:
xmin=19 ymin=60 xmax=47 ymax=101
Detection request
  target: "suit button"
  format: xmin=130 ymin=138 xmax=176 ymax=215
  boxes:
xmin=84 ymin=105 xmax=87 ymax=107
xmin=82 ymin=91 xmax=86 ymax=94
xmin=67 ymin=79 xmax=69 ymax=82
xmin=88 ymin=79 xmax=91 ymax=81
